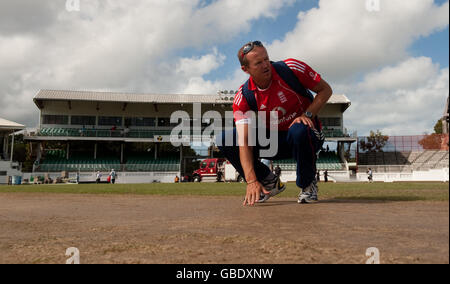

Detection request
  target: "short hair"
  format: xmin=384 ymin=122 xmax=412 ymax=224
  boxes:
xmin=237 ymin=43 xmax=250 ymax=66
xmin=237 ymin=41 xmax=265 ymax=67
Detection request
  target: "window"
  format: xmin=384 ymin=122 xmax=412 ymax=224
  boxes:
xmin=125 ymin=117 xmax=156 ymax=127
xmin=209 ymin=161 xmax=215 ymax=168
xmin=321 ymin=117 xmax=341 ymax=127
xmin=71 ymin=116 xmax=96 ymax=126
xmin=158 ymin=118 xmax=176 ymax=127
xmin=201 ymin=161 xmax=207 ymax=169
xmin=98 ymin=116 xmax=122 ymax=126
xmin=43 ymin=115 xmax=68 ymax=125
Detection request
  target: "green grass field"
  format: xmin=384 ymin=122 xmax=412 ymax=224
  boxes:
xmin=0 ymin=182 xmax=448 ymax=202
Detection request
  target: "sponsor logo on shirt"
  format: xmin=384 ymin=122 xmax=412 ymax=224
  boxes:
xmin=277 ymin=112 xmax=298 ymax=125
xmin=269 ymin=106 xmax=296 ymax=125
xmin=271 ymin=106 xmax=287 ymax=118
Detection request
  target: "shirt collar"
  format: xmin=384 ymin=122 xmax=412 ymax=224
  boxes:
xmin=248 ymin=64 xmax=278 ymax=91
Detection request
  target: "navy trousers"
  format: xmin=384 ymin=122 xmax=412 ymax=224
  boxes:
xmin=218 ymin=123 xmax=323 ymax=189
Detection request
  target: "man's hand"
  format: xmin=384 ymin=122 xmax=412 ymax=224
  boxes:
xmin=288 ymin=78 xmax=332 ymax=130
xmin=243 ymin=181 xmax=270 ymax=206
xmin=289 ymin=113 xmax=315 ymax=129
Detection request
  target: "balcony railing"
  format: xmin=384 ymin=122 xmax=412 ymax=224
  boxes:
xmin=32 ymin=127 xmax=357 ymax=139
xmin=35 ymin=128 xmax=176 ymax=138
xmin=34 ymin=163 xmax=180 ymax=172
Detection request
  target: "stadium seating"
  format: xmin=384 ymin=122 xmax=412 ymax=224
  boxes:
xmin=358 ymin=150 xmax=449 ymax=172
xmin=46 ymin=149 xmax=66 ymax=159
xmin=415 ymin=150 xmax=449 ymax=171
xmin=322 ymin=128 xmax=346 ymax=138
xmin=273 ymin=152 xmax=343 ymax=171
xmin=36 ymin=156 xmax=121 ymax=172
xmin=317 ymin=152 xmax=344 ymax=170
xmin=38 ymin=128 xmax=175 ymax=138
xmin=125 ymin=156 xmax=180 ymax=172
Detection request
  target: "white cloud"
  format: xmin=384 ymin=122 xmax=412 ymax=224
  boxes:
xmin=260 ymin=0 xmax=449 ymax=136
xmin=0 ymin=0 xmax=60 ymax=36
xmin=343 ymin=58 xmax=449 ymax=135
xmin=0 ymin=0 xmax=294 ymax=127
xmin=176 ymin=48 xmax=225 ymax=77
xmin=267 ymin=0 xmax=449 ymax=82
xmin=360 ymin=57 xmax=440 ymax=92
xmin=0 ymin=0 xmax=448 ymax=138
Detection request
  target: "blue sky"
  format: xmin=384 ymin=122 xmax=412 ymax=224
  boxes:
xmin=194 ymin=0 xmax=320 ymax=83
xmin=206 ymin=0 xmax=449 ymax=86
xmin=0 ymin=0 xmax=448 ymax=137
xmin=201 ymin=0 xmax=449 ymax=83
xmin=409 ymin=28 xmax=449 ymax=68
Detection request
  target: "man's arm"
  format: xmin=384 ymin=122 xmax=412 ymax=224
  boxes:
xmin=289 ymin=79 xmax=333 ymax=129
xmin=236 ymin=123 xmax=270 ymax=206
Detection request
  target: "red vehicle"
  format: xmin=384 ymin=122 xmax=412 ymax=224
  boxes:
xmin=192 ymin=158 xmax=226 ymax=182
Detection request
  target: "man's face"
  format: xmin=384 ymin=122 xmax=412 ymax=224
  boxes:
xmin=241 ymin=46 xmax=272 ymax=84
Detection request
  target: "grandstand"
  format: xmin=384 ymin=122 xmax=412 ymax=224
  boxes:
xmin=275 ymin=151 xmax=344 ymax=172
xmin=357 ymin=135 xmax=449 ymax=182
xmin=22 ymin=89 xmax=354 ymax=183
xmin=358 ymin=150 xmax=449 ymax=172
xmin=0 ymin=117 xmax=25 ymax=184
xmin=317 ymin=151 xmax=345 ymax=170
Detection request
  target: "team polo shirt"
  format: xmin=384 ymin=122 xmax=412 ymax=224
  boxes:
xmin=233 ymin=58 xmax=321 ymax=131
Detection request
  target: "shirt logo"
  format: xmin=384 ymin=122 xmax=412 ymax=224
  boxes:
xmin=277 ymin=91 xmax=287 ymax=104
xmin=260 ymin=104 xmax=267 ymax=110
xmin=271 ymin=106 xmax=287 ymax=120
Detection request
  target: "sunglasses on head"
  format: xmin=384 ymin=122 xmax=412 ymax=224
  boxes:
xmin=241 ymin=41 xmax=263 ymax=60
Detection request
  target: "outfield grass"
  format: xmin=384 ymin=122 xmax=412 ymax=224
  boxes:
xmin=0 ymin=182 xmax=448 ymax=202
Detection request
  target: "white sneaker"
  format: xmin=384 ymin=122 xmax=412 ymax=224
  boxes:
xmin=298 ymin=181 xmax=318 ymax=204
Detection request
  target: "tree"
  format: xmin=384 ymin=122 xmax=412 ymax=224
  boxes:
xmin=418 ymin=133 xmax=443 ymax=150
xmin=418 ymin=117 xmax=447 ymax=150
xmin=434 ymin=119 xmax=443 ymax=134
xmin=342 ymin=142 xmax=355 ymax=162
xmin=359 ymin=130 xmax=389 ymax=152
